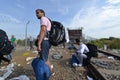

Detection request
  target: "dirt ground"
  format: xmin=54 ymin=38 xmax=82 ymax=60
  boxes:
xmin=0 ymin=45 xmax=88 ymax=80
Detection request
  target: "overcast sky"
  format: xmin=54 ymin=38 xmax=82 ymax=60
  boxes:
xmin=0 ymin=0 xmax=120 ymax=39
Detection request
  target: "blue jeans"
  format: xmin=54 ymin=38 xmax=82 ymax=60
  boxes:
xmin=39 ymin=40 xmax=51 ymax=62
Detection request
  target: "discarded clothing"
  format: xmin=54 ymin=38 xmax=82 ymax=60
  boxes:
xmin=32 ymin=58 xmax=50 ymax=80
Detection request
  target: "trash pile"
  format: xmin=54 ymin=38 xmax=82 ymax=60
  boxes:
xmin=0 ymin=63 xmax=14 ymax=80
xmin=92 ymin=60 xmax=120 ymax=70
xmin=92 ymin=60 xmax=110 ymax=69
xmin=52 ymin=52 xmax=63 ymax=60
xmin=10 ymin=75 xmax=30 ymax=80
xmin=111 ymin=49 xmax=120 ymax=54
xmin=0 ymin=55 xmax=35 ymax=80
xmin=26 ymin=57 xmax=35 ymax=65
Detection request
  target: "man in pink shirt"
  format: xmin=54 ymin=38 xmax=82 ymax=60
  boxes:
xmin=36 ymin=9 xmax=52 ymax=73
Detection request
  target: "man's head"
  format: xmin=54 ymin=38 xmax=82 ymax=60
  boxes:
xmin=36 ymin=9 xmax=45 ymax=19
xmin=11 ymin=35 xmax=14 ymax=38
xmin=75 ymin=39 xmax=80 ymax=45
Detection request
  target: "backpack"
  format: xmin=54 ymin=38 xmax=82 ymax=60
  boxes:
xmin=0 ymin=29 xmax=8 ymax=49
xmin=86 ymin=43 xmax=98 ymax=57
xmin=48 ymin=20 xmax=66 ymax=46
xmin=0 ymin=41 xmax=14 ymax=55
xmin=0 ymin=29 xmax=14 ymax=55
xmin=35 ymin=20 xmax=66 ymax=46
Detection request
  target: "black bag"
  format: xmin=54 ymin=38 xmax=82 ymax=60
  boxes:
xmin=0 ymin=41 xmax=14 ymax=55
xmin=86 ymin=43 xmax=98 ymax=57
xmin=0 ymin=29 xmax=14 ymax=55
xmin=0 ymin=29 xmax=8 ymax=50
xmin=35 ymin=20 xmax=66 ymax=46
xmin=48 ymin=21 xmax=66 ymax=46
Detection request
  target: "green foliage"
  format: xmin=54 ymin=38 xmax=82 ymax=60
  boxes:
xmin=17 ymin=39 xmax=25 ymax=46
xmin=89 ymin=37 xmax=120 ymax=49
xmin=17 ymin=38 xmax=36 ymax=46
xmin=108 ymin=39 xmax=120 ymax=49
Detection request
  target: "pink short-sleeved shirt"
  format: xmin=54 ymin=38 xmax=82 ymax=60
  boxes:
xmin=40 ymin=17 xmax=51 ymax=31
xmin=40 ymin=17 xmax=51 ymax=40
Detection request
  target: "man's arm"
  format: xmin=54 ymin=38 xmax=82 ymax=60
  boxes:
xmin=37 ymin=25 xmax=46 ymax=51
xmin=85 ymin=46 xmax=89 ymax=52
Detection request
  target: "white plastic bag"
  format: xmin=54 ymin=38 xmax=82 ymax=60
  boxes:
xmin=10 ymin=75 xmax=30 ymax=80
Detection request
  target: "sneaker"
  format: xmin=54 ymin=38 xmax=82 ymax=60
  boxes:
xmin=78 ymin=64 xmax=82 ymax=67
xmin=72 ymin=63 xmax=78 ymax=67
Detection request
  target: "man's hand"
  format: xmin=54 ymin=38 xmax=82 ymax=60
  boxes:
xmin=37 ymin=45 xmax=41 ymax=52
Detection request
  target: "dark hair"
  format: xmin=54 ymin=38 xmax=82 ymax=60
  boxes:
xmin=75 ymin=39 xmax=80 ymax=43
xmin=36 ymin=9 xmax=45 ymax=16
